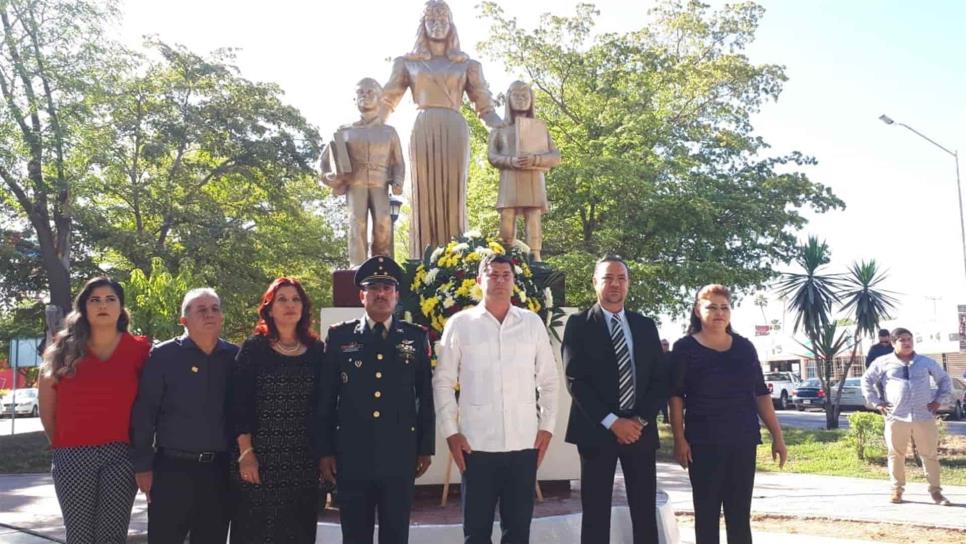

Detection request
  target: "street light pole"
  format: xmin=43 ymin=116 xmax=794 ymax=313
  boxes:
xmin=879 ymin=114 xmax=966 ymax=278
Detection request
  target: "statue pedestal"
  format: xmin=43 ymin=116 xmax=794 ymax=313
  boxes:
xmin=331 ymin=269 xmax=362 ymax=308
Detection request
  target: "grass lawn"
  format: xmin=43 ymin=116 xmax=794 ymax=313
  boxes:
xmin=0 ymin=431 xmax=51 ymax=473
xmin=656 ymin=423 xmax=966 ymax=486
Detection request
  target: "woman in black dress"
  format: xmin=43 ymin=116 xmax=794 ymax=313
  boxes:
xmin=668 ymin=284 xmax=787 ymax=544
xmin=230 ymin=277 xmax=322 ymax=543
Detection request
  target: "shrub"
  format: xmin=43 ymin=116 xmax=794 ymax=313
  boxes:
xmin=847 ymin=411 xmax=885 ymax=460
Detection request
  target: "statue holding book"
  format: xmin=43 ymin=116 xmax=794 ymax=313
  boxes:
xmin=487 ymin=81 xmax=560 ymax=262
xmin=321 ymin=78 xmax=405 ymax=268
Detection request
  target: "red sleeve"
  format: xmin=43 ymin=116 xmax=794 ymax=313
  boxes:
xmin=132 ymin=335 xmax=152 ymax=374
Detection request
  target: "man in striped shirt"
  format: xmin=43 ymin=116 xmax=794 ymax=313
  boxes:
xmin=861 ymin=327 xmax=952 ymax=505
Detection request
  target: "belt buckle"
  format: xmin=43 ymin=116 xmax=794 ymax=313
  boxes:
xmin=198 ymin=452 xmax=215 ymax=463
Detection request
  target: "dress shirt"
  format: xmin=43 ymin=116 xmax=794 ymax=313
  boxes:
xmin=365 ymin=314 xmax=393 ymax=333
xmin=130 ymin=335 xmax=238 ymax=472
xmin=434 ymin=303 xmax=558 ymax=452
xmin=861 ymin=352 xmax=952 ymax=422
xmin=599 ymin=307 xmax=636 ymax=430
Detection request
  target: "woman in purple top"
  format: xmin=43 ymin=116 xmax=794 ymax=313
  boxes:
xmin=669 ymin=284 xmax=787 ymax=544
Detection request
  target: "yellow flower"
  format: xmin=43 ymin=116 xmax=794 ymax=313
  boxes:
xmin=522 ymin=264 xmax=533 ymax=278
xmin=469 ymin=284 xmax=483 ymax=302
xmin=464 ymin=252 xmax=481 ymax=263
xmin=412 ymin=266 xmax=427 ymax=290
xmin=488 ymin=241 xmax=505 ymax=254
xmin=420 ymin=296 xmax=439 ymax=317
xmin=455 ymin=278 xmax=476 ymax=297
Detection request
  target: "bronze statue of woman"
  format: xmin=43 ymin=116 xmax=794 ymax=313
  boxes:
xmin=382 ymin=0 xmax=502 ymax=258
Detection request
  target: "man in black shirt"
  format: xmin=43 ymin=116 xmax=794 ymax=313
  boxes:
xmin=130 ymin=288 xmax=238 ymax=544
xmin=865 ymin=328 xmax=894 ymax=368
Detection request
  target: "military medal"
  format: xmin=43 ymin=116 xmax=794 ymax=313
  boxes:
xmin=191 ymin=366 xmax=199 ymax=373
xmin=355 ymin=360 xmax=363 ymax=368
xmin=341 ymin=371 xmax=349 ymax=384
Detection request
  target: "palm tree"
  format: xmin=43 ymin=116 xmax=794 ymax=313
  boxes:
xmin=831 ymin=260 xmax=897 ymax=419
xmin=775 ymin=237 xmax=843 ymax=340
xmin=795 ymin=322 xmax=851 ymax=426
xmin=776 ymin=236 xmax=845 ymax=428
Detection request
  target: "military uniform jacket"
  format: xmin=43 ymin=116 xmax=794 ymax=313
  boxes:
xmin=317 ymin=317 xmax=434 ymax=480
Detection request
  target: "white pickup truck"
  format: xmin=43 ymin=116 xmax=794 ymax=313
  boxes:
xmin=763 ymin=371 xmax=801 ymax=410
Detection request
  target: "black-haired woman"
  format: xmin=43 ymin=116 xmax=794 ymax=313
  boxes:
xmin=38 ymin=277 xmax=151 ymax=543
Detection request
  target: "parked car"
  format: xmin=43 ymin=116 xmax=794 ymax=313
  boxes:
xmin=939 ymin=376 xmax=966 ymax=420
xmin=763 ymin=371 xmax=802 ymax=410
xmin=0 ymin=388 xmax=39 ymax=418
xmin=833 ymin=378 xmax=869 ymax=411
xmin=791 ymin=378 xmax=826 ymax=411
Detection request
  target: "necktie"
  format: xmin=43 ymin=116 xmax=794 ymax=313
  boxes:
xmin=611 ymin=314 xmax=635 ymax=411
xmin=373 ymin=322 xmax=387 ymax=340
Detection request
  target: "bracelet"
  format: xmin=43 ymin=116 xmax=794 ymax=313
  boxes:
xmin=238 ymin=447 xmax=254 ymax=462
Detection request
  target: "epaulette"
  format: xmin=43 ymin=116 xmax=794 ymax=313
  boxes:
xmin=329 ymin=320 xmax=357 ymax=330
xmin=399 ymin=320 xmax=429 ymax=333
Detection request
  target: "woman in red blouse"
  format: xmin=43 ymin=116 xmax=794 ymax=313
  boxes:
xmin=38 ymin=277 xmax=151 ymax=544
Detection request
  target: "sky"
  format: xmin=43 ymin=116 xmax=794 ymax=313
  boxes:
xmin=116 ymin=0 xmax=966 ymax=354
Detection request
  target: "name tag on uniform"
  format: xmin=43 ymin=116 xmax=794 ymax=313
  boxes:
xmin=341 ymin=342 xmax=362 ymax=353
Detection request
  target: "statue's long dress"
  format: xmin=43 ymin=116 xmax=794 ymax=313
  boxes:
xmin=383 ymin=55 xmax=498 ymax=259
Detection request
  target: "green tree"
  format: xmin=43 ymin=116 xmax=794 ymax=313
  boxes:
xmin=75 ymin=42 xmax=343 ymax=339
xmin=832 ymin=259 xmax=896 ymax=415
xmin=477 ymin=1 xmax=843 ymax=313
xmin=778 ymin=240 xmax=895 ymax=429
xmin=463 ymin=103 xmax=501 ymax=238
xmin=122 ymin=257 xmax=196 ymax=342
xmin=0 ymin=0 xmax=122 ymax=312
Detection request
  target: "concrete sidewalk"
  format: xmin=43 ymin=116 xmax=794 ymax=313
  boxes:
xmin=656 ymin=462 xmax=966 ymax=530
xmin=1 ymin=464 xmax=964 ymax=542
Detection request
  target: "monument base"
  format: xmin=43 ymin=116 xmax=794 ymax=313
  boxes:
xmin=331 ymin=269 xmax=362 ymax=308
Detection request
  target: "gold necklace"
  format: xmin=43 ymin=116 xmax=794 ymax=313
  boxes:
xmin=274 ymin=339 xmax=302 ymax=354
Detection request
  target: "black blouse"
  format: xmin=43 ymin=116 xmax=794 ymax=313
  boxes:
xmin=669 ymin=333 xmax=769 ymax=446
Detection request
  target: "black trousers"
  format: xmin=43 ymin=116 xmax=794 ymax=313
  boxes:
xmin=578 ymin=438 xmax=658 ymax=544
xmin=688 ymin=443 xmax=757 ymax=544
xmin=147 ymin=454 xmax=230 ymax=544
xmin=462 ymin=449 xmax=538 ymax=544
xmin=338 ymin=476 xmax=414 ymax=544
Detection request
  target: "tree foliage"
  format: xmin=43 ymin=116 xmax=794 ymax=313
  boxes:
xmin=0 ymin=0 xmax=123 ymax=311
xmin=780 ymin=238 xmax=894 ymax=429
xmin=71 ymin=41 xmax=343 ymax=339
xmin=476 ymin=1 xmax=843 ymax=313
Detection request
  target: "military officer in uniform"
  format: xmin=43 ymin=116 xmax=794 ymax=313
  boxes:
xmin=317 ymin=256 xmax=435 ymax=544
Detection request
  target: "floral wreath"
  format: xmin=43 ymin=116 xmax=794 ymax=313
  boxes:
xmin=400 ymin=231 xmax=558 ymax=349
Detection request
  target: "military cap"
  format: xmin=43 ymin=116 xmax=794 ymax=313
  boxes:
xmin=354 ymin=256 xmax=403 ymax=288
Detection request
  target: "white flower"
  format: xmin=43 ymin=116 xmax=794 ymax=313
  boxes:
xmin=543 ymin=287 xmax=554 ymax=309
xmin=453 ymin=242 xmax=469 ymax=252
xmin=514 ymin=265 xmax=523 ymax=275
xmin=442 ymin=297 xmax=455 ymax=309
xmin=430 ymin=247 xmax=444 ymax=262
xmin=424 ymin=268 xmax=439 ymax=285
xmin=475 ymin=247 xmax=493 ymax=257
xmin=464 ymin=229 xmax=482 ymax=238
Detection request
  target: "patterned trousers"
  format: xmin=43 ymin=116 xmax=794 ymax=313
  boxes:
xmin=51 ymin=442 xmax=137 ymax=544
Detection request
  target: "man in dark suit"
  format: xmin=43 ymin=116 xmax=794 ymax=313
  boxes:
xmin=563 ymin=255 xmax=668 ymax=544
xmin=317 ymin=256 xmax=435 ymax=544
